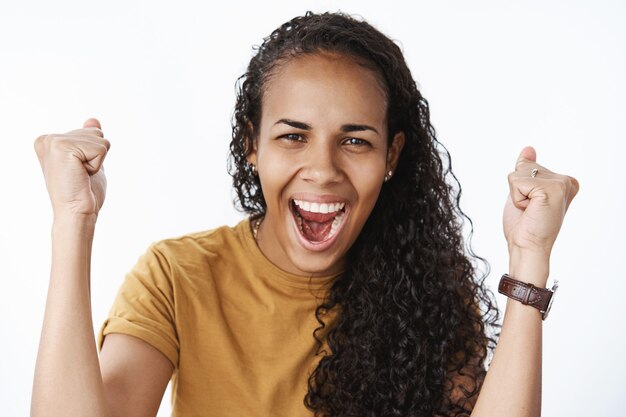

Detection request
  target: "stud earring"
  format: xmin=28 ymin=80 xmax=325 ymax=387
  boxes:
xmin=384 ymin=170 xmax=393 ymax=182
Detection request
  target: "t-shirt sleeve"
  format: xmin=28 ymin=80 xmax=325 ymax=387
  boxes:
xmin=97 ymin=242 xmax=179 ymax=368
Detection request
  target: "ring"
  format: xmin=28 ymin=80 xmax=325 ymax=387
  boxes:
xmin=530 ymin=168 xmax=538 ymax=178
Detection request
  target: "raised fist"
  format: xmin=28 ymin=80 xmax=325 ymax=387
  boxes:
xmin=34 ymin=118 xmax=110 ymax=219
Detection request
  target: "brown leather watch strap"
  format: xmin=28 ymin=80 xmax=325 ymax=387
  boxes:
xmin=498 ymin=274 xmax=555 ymax=319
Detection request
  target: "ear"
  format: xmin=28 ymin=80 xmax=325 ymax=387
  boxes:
xmin=244 ymin=121 xmax=258 ymax=167
xmin=386 ymin=131 xmax=405 ymax=173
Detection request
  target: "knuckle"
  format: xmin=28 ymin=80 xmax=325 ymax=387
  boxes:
xmin=567 ymin=176 xmax=580 ymax=196
xmin=92 ymin=128 xmax=103 ymax=137
xmin=34 ymin=133 xmax=51 ymax=145
xmin=507 ymin=172 xmax=516 ymax=182
xmin=554 ymin=178 xmax=569 ymax=195
xmin=89 ymin=128 xmax=103 ymax=138
xmin=34 ymin=134 xmax=55 ymax=153
xmin=33 ymin=135 xmax=45 ymax=150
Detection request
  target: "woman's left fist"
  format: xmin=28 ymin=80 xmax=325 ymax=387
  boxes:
xmin=503 ymin=146 xmax=580 ymax=258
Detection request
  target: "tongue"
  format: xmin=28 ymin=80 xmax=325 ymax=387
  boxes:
xmin=295 ymin=206 xmax=337 ymax=242
xmin=301 ymin=218 xmax=334 ymax=242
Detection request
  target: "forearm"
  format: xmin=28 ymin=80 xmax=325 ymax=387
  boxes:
xmin=471 ymin=254 xmax=548 ymax=417
xmin=31 ymin=216 xmax=111 ymax=417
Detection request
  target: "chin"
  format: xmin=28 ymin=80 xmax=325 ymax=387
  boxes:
xmin=287 ymin=249 xmax=346 ymax=276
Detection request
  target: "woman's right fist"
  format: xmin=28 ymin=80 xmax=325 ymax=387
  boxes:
xmin=34 ymin=118 xmax=111 ymax=220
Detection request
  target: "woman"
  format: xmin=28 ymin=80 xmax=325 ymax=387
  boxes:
xmin=31 ymin=11 xmax=579 ymax=417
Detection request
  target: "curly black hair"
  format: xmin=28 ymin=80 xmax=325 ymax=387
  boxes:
xmin=228 ymin=11 xmax=501 ymax=417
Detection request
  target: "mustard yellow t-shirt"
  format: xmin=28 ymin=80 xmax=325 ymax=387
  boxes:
xmin=98 ymin=218 xmax=339 ymax=416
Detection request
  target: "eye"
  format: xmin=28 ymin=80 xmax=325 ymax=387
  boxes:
xmin=279 ymin=133 xmax=306 ymax=142
xmin=343 ymin=137 xmax=371 ymax=147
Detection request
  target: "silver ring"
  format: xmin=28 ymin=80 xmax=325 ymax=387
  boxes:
xmin=530 ymin=168 xmax=538 ymax=178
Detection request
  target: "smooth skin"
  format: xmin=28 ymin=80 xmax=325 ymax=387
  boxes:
xmin=31 ymin=119 xmax=173 ymax=417
xmin=32 ymin=53 xmax=578 ymax=417
xmin=247 ymin=52 xmax=405 ymax=276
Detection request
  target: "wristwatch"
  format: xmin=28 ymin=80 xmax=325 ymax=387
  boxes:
xmin=498 ymin=274 xmax=559 ymax=320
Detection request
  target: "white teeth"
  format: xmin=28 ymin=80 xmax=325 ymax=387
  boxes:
xmin=327 ymin=211 xmax=345 ymax=239
xmin=292 ymin=199 xmax=348 ymax=242
xmin=294 ymin=207 xmax=346 ymax=241
xmin=293 ymin=199 xmax=346 ymax=214
xmin=295 ymin=210 xmax=304 ymax=235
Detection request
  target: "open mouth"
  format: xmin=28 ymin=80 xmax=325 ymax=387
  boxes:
xmin=290 ymin=199 xmax=348 ymax=246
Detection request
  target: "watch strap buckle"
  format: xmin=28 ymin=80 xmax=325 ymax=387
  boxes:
xmin=498 ymin=274 xmax=558 ymax=320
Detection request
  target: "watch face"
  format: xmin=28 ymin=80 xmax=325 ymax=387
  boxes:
xmin=543 ymin=280 xmax=559 ymax=320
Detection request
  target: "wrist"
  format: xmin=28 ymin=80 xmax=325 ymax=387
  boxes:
xmin=52 ymin=214 xmax=97 ymax=239
xmin=499 ymin=273 xmax=559 ymax=320
xmin=508 ymin=249 xmax=550 ymax=288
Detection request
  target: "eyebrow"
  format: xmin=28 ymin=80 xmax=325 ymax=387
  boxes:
xmin=274 ymin=118 xmax=379 ymax=135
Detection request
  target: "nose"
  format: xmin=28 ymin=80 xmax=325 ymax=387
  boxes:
xmin=299 ymin=140 xmax=345 ymax=186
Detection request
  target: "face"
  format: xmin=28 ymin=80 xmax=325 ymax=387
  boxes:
xmin=247 ymin=52 xmax=404 ymax=277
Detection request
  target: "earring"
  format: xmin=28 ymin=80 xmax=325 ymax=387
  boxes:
xmin=250 ymin=163 xmax=258 ymax=175
xmin=384 ymin=170 xmax=393 ymax=182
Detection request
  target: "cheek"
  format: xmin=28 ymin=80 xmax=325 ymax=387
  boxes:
xmin=348 ymin=162 xmax=385 ymax=209
xmin=360 ymin=178 xmax=384 ymax=208
xmin=257 ymin=151 xmax=295 ymax=203
xmin=258 ymin=142 xmax=289 ymax=171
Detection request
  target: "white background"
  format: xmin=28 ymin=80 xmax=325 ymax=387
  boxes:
xmin=1 ymin=1 xmax=624 ymax=416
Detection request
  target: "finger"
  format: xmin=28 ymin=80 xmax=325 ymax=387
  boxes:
xmin=42 ymin=134 xmax=111 ymax=154
xmin=56 ymin=125 xmax=110 ymax=150
xmin=508 ymin=176 xmax=534 ymax=210
xmin=515 ymin=146 xmax=537 ymax=170
xmin=564 ymin=175 xmax=580 ymax=210
xmin=33 ymin=134 xmax=49 ymax=164
xmin=73 ymin=142 xmax=109 ymax=175
xmin=83 ymin=118 xmax=101 ymax=129
xmin=74 ymin=135 xmax=111 ymax=152
xmin=82 ymin=118 xmax=104 ymax=138
xmin=567 ymin=175 xmax=580 ymax=195
xmin=42 ymin=136 xmax=110 ymax=175
xmin=510 ymin=162 xmax=556 ymax=180
xmin=507 ymin=176 xmax=553 ymax=210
